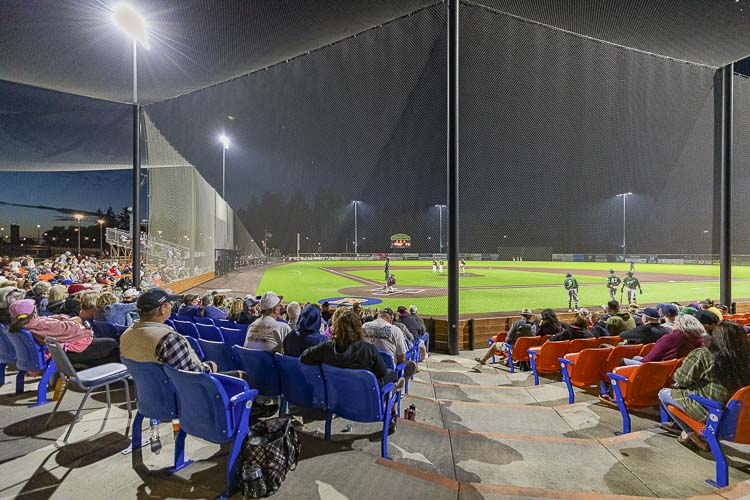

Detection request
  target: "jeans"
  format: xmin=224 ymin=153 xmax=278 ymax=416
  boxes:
xmin=658 ymin=388 xmax=693 ymax=433
xmin=622 ymin=356 xmax=644 ymax=366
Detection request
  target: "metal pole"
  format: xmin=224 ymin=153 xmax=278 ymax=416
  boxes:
xmin=438 ymin=206 xmax=443 ymax=253
xmin=99 ymin=224 xmax=103 ymax=256
xmin=622 ymin=195 xmax=626 ymax=258
xmin=719 ymin=64 xmax=733 ymax=306
xmin=296 ymin=233 xmax=300 ymax=260
xmin=354 ymin=202 xmax=358 ymax=257
xmin=77 ymin=219 xmax=81 ymax=255
xmin=222 ymin=146 xmax=226 ymax=199
xmin=447 ymin=0 xmax=460 ymax=355
xmin=132 ymin=39 xmax=142 ymax=289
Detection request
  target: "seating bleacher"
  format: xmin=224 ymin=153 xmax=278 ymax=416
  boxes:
xmin=7 ymin=329 xmax=57 ymax=407
xmin=275 ymin=353 xmax=327 ymax=414
xmin=560 ymin=347 xmax=614 ymax=403
xmin=195 ymin=317 xmax=216 ymax=327
xmin=527 ymin=340 xmax=571 ymax=385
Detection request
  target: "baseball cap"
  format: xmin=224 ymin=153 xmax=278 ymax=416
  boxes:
xmin=136 ymin=288 xmax=180 ymax=312
xmin=520 ymin=307 xmax=533 ymax=316
xmin=122 ymin=288 xmax=140 ymax=299
xmin=695 ymin=310 xmax=720 ymax=326
xmin=10 ymin=299 xmax=35 ymax=320
xmin=409 ymin=305 xmax=418 ymax=314
xmin=680 ymin=306 xmax=698 ymax=315
xmin=642 ymin=308 xmax=660 ymax=320
xmin=258 ymin=291 xmax=283 ymax=311
xmin=381 ymin=307 xmax=395 ymax=318
xmin=662 ymin=304 xmax=680 ymax=317
xmin=67 ymin=284 xmax=90 ymax=295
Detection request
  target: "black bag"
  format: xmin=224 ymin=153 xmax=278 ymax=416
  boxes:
xmin=238 ymin=417 xmax=300 ymax=498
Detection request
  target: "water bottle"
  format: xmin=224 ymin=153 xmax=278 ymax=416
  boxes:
xmin=172 ymin=419 xmax=180 ymax=437
xmin=149 ymin=418 xmax=162 ymax=454
xmin=408 ymin=404 xmax=417 ymax=421
xmin=241 ymin=465 xmax=267 ymax=498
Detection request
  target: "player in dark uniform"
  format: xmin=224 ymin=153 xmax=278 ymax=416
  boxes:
xmin=622 ymin=271 xmax=643 ymax=306
xmin=460 ymin=258 xmax=467 ymax=274
xmin=384 ymin=257 xmax=390 ymax=281
xmin=564 ymin=273 xmax=579 ymax=312
xmin=606 ymin=270 xmax=621 ymax=301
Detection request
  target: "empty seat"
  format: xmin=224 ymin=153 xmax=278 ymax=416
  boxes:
xmin=567 ymin=337 xmax=599 ymax=353
xmin=560 ymin=347 xmax=614 ymax=403
xmin=0 ymin=325 xmax=17 ymax=387
xmin=196 ymin=323 xmax=224 ymax=342
xmin=195 ymin=317 xmax=216 ymax=326
xmin=220 ymin=327 xmax=246 ymax=347
xmin=172 ymin=320 xmax=200 ymax=339
xmin=597 ymin=336 xmax=621 ymax=346
xmin=198 ymin=339 xmax=235 ymax=372
xmin=275 ymin=353 xmax=327 ymax=413
xmin=7 ymin=329 xmax=57 ymax=407
xmin=233 ymin=346 xmax=282 ymax=398
xmin=528 ymin=340 xmax=570 ymax=385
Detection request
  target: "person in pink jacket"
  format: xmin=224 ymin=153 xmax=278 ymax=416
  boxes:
xmin=9 ymin=299 xmax=119 ymax=368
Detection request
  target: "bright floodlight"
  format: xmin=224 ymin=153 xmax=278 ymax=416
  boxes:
xmin=219 ymin=135 xmax=230 ymax=149
xmin=113 ymin=3 xmax=149 ymax=49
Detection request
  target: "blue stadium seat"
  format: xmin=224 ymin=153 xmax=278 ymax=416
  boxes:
xmin=173 ymin=320 xmax=200 ymax=339
xmin=165 ymin=319 xmax=176 ymax=330
xmin=196 ymin=323 xmax=224 ymax=342
xmin=184 ymin=335 xmax=205 ymax=360
xmin=114 ymin=324 xmax=128 ymax=337
xmin=322 ymin=364 xmax=399 ymax=459
xmin=175 ymin=314 xmax=195 ymax=323
xmin=232 ymin=346 xmax=281 ymax=397
xmin=220 ymin=327 xmax=245 ymax=347
xmin=7 ymin=329 xmax=56 ymax=407
xmin=0 ymin=324 xmax=16 ymax=386
xmin=195 ymin=317 xmax=216 ymax=327
xmin=275 ymin=353 xmax=327 ymax=415
xmin=164 ymin=367 xmax=258 ymax=498
xmin=199 ymin=339 xmax=236 ymax=372
xmin=120 ymin=357 xmax=190 ymax=472
xmin=379 ymin=351 xmax=405 ymax=414
xmin=92 ymin=320 xmax=119 ymax=341
xmin=217 ymin=319 xmax=240 ymax=330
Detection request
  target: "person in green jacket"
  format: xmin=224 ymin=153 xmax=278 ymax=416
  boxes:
xmin=621 ymin=271 xmax=642 ymax=306
xmin=564 ymin=273 xmax=579 ymax=312
xmin=659 ymin=321 xmax=750 ymax=451
xmin=606 ymin=270 xmax=621 ymax=301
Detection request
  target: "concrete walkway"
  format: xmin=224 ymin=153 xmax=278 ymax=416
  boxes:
xmin=1 ymin=350 xmax=749 ymax=499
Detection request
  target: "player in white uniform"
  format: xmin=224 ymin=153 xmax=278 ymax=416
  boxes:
xmin=460 ymin=258 xmax=467 ymax=274
xmin=438 ymin=260 xmax=444 ymax=273
xmin=432 ymin=260 xmax=437 ymax=273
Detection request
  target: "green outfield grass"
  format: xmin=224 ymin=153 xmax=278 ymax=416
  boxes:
xmin=255 ymin=260 xmax=747 ymax=316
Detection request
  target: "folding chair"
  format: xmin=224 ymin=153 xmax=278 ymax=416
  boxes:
xmin=665 ymin=386 xmax=750 ymax=488
xmin=322 ymin=364 xmax=399 ymax=459
xmin=164 ymin=367 xmax=258 ymax=498
xmin=275 ymin=353 xmax=327 ymax=415
xmin=45 ymin=338 xmax=131 ymax=443
xmin=528 ymin=340 xmax=570 ymax=385
xmin=120 ymin=357 xmax=190 ymax=471
xmin=8 ymin=329 xmax=57 ymax=407
xmin=0 ymin=324 xmax=16 ymax=386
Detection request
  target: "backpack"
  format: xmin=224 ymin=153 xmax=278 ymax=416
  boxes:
xmin=238 ymin=417 xmax=300 ymax=498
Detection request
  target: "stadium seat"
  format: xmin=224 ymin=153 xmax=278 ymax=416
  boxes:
xmin=195 ymin=317 xmax=216 ymax=326
xmin=505 ymin=335 xmax=547 ymax=373
xmin=119 ymin=357 xmax=190 ymax=471
xmin=232 ymin=346 xmax=282 ymax=398
xmin=217 ymin=318 xmax=241 ymax=330
xmin=528 ymin=341 xmax=570 ymax=385
xmin=488 ymin=331 xmax=507 ymax=364
xmin=607 ymin=358 xmax=682 ymax=434
xmin=597 ymin=336 xmax=621 ymax=346
xmin=8 ymin=329 xmax=56 ymax=407
xmin=175 ymin=314 xmax=195 ymax=323
xmin=559 ymin=347 xmax=614 ymax=403
xmin=568 ymin=338 xmax=599 ymax=353
xmin=638 ymin=343 xmax=655 ymax=357
xmin=602 ymin=344 xmax=644 ymax=380
xmin=165 ymin=319 xmax=176 ymax=330
xmin=184 ymin=335 xmax=205 ymax=360
xmin=92 ymin=320 xmax=119 ymax=341
xmin=45 ymin=338 xmax=131 ymax=443
xmin=164 ymin=367 xmax=258 ymax=498
xmin=322 ymin=364 xmax=399 ymax=459
xmin=379 ymin=351 xmax=406 ymax=413
xmin=275 ymin=353 xmax=327 ymax=415
xmin=0 ymin=325 xmax=17 ymax=386
xmin=220 ymin=327 xmax=245 ymax=347
xmin=114 ymin=324 xmax=128 ymax=337
xmin=198 ymin=339 xmax=236 ymax=372
xmin=665 ymin=386 xmax=750 ymax=488
xmin=196 ymin=323 xmax=224 ymax=342
xmin=172 ymin=320 xmax=200 ymax=339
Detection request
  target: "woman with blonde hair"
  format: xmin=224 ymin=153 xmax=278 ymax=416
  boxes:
xmin=227 ymin=298 xmax=243 ymax=320
xmin=323 ymin=305 xmax=348 ymax=338
xmin=78 ymin=291 xmax=100 ymax=323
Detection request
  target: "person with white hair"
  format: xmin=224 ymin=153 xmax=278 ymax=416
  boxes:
xmin=30 ymin=281 xmax=52 ymax=312
xmin=198 ymin=293 xmax=227 ymax=320
xmin=0 ymin=287 xmax=26 ymax=324
xmin=622 ymin=314 xmax=705 ymax=366
xmin=286 ymin=301 xmax=301 ymax=330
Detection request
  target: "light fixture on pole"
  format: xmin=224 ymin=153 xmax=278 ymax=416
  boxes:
xmin=352 ymin=201 xmax=361 ymax=257
xmin=435 ymin=204 xmax=447 ymax=253
xmin=36 ymin=224 xmax=41 ymax=242
xmin=616 ymin=192 xmax=633 ymax=257
xmin=219 ymin=135 xmax=230 ymax=199
xmin=97 ymin=219 xmax=105 ymax=256
xmin=113 ymin=2 xmax=149 ymax=289
xmin=74 ymin=214 xmax=83 ymax=255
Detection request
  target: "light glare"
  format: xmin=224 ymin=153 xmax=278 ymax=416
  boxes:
xmin=113 ymin=3 xmax=150 ymax=49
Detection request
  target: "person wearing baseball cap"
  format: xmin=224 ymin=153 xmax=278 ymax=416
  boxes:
xmin=243 ymin=291 xmax=291 ymax=353
xmin=661 ymin=304 xmax=680 ymax=331
xmin=619 ymin=307 xmax=669 ymax=345
xmin=694 ymin=309 xmax=720 ymax=334
xmin=236 ymin=295 xmax=261 ymax=324
xmin=9 ymin=298 xmax=120 ymax=368
xmin=475 ymin=308 xmax=535 ymax=366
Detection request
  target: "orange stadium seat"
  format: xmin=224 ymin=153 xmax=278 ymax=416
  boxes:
xmin=568 ymin=338 xmax=599 ymax=353
xmin=505 ymin=335 xmax=547 ymax=373
xmin=559 ymin=347 xmax=614 ymax=403
xmin=603 ymin=344 xmax=644 ymax=377
xmin=487 ymin=331 xmax=507 ymax=364
xmin=666 ymin=386 xmax=750 ymax=488
xmin=597 ymin=336 xmax=621 ymax=346
xmin=528 ymin=340 xmax=570 ymax=385
xmin=638 ymin=343 xmax=655 ymax=357
xmin=607 ymin=358 xmax=682 ymax=434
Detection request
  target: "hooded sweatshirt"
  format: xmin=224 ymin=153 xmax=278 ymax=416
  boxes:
xmin=606 ymin=312 xmax=636 ymax=336
xmin=300 ymin=339 xmax=388 ymax=384
xmin=283 ymin=305 xmax=326 ymax=357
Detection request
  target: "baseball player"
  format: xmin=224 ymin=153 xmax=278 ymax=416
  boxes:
xmin=432 ymin=259 xmax=437 ymax=273
xmin=606 ymin=269 xmax=622 ymax=301
xmin=564 ymin=273 xmax=579 ymax=312
xmin=629 ymin=261 xmax=636 ymax=273
xmin=460 ymin=258 xmax=467 ymax=274
xmin=384 ymin=257 xmax=390 ymax=282
xmin=438 ymin=260 xmax=444 ymax=273
xmin=386 ymin=274 xmax=396 ymax=293
xmin=621 ymin=271 xmax=643 ymax=306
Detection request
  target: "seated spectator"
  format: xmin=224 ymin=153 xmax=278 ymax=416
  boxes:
xmin=227 ymin=298 xmax=243 ymax=321
xmin=199 ymin=293 xmax=227 ymax=320
xmin=392 ymin=307 xmax=414 ymax=344
xmin=286 ymin=301 xmax=301 ymax=330
xmin=77 ymin=290 xmax=100 ymax=323
xmin=0 ymin=286 xmax=25 ymax=324
xmin=244 ymin=292 xmax=291 ymax=353
xmin=29 ymin=281 xmax=52 ymax=312
xmin=120 ymin=289 xmax=224 ymax=375
xmin=300 ymin=310 xmax=406 ymax=430
xmin=661 ymin=304 xmax=680 ymax=331
xmin=9 ymin=299 xmax=119 ymax=368
xmin=550 ymin=314 xmax=592 ymax=341
xmin=623 ymin=313 xmax=705 ymax=366
xmin=659 ymin=321 xmax=750 ymax=450
xmin=283 ymin=304 xmax=326 ymax=357
xmin=213 ymin=294 xmax=229 ymax=314
xmin=591 ymin=310 xmax=609 ymax=338
xmin=620 ymin=307 xmax=669 ymax=344
xmin=701 ymin=298 xmax=723 ymax=321
xmin=362 ymin=308 xmax=416 ymax=379
xmin=475 ymin=307 xmax=535 ymax=365
xmin=46 ymin=284 xmax=81 ymax=316
xmin=94 ymin=291 xmax=138 ymax=327
xmin=629 ymin=305 xmax=643 ymax=327
xmin=694 ymin=309 xmax=720 ymax=335
xmin=398 ymin=305 xmax=425 ymax=340
xmin=323 ymin=305 xmax=348 ymax=338
xmin=605 ymin=300 xmax=636 ymax=336
xmin=177 ymin=294 xmax=201 ymax=318
xmin=235 ymin=295 xmax=260 ymax=324
xmin=536 ymin=308 xmax=564 ymax=337
xmin=320 ymin=301 xmax=333 ymax=324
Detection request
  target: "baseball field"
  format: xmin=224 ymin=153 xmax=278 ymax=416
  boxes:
xmin=255 ymin=260 xmax=750 ymax=317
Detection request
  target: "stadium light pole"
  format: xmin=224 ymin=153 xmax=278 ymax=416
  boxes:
xmin=219 ymin=135 xmax=230 ymax=199
xmin=616 ymin=192 xmax=632 ymax=258
xmin=435 ymin=204 xmax=446 ymax=253
xmin=97 ymin=219 xmax=105 ymax=256
xmin=113 ymin=3 xmax=149 ymax=289
xmin=352 ymin=201 xmax=361 ymax=257
xmin=36 ymin=224 xmax=41 ymax=243
xmin=75 ymin=215 xmax=83 ymax=255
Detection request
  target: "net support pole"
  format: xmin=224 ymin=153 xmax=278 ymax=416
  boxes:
xmin=447 ymin=0 xmax=460 ymax=355
xmin=132 ymin=103 xmax=142 ymax=289
xmin=718 ymin=64 xmax=733 ymax=307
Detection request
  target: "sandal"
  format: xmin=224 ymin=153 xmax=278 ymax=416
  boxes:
xmin=474 ymin=357 xmax=486 ymax=365
xmin=688 ymin=433 xmax=711 ymax=452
